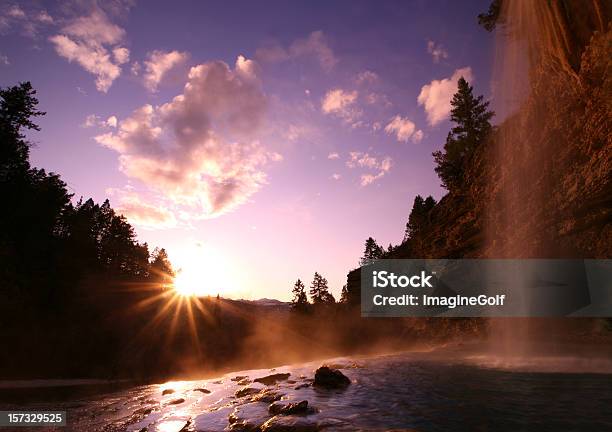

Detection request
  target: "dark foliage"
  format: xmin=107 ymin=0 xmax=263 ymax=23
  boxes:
xmin=432 ymin=77 xmax=494 ymax=191
xmin=360 ymin=237 xmax=384 ymax=265
xmin=478 ymin=0 xmax=503 ymax=32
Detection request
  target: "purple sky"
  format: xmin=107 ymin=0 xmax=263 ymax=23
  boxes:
xmin=1 ymin=0 xmax=494 ymax=300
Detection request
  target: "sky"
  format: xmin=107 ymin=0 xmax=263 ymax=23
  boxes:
xmin=0 ymin=0 xmax=494 ymax=301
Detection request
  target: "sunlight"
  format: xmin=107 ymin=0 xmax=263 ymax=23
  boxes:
xmin=172 ymin=243 xmax=241 ymax=297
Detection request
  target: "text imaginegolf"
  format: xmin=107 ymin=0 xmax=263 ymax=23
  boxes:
xmin=373 ymin=294 xmax=507 ymax=308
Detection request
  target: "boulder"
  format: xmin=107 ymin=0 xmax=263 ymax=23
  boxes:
xmin=161 ymin=388 xmax=175 ymax=396
xmin=254 ymin=373 xmax=291 ymax=386
xmin=193 ymin=388 xmax=211 ymax=394
xmin=313 ymin=366 xmax=350 ymax=389
xmin=260 ymin=416 xmax=319 ymax=432
xmin=251 ymin=389 xmax=282 ymax=403
xmin=268 ymin=400 xmax=314 ymax=416
xmin=235 ymin=387 xmax=261 ymax=398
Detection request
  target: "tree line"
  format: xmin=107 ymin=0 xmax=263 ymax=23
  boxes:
xmin=290 ymin=272 xmax=351 ymax=312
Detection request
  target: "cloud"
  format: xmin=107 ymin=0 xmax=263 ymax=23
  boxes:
xmin=0 ymin=4 xmax=54 ymax=37
xmin=417 ymin=67 xmax=473 ymax=126
xmin=96 ymin=56 xmax=279 ymax=220
xmin=108 ymin=189 xmax=177 ymax=229
xmin=327 ymin=152 xmax=339 ymax=160
xmin=142 ymin=49 xmax=189 ymax=92
xmin=331 ymin=173 xmax=341 ymax=180
xmin=82 ymin=114 xmax=118 ymax=128
xmin=354 ymin=70 xmax=379 ymax=85
xmin=321 ymin=88 xmax=361 ymax=124
xmin=384 ymin=115 xmax=424 ymax=143
xmin=255 ymin=30 xmax=337 ymax=72
xmin=427 ymin=40 xmax=448 ymax=63
xmin=0 ymin=54 xmax=8 ymax=65
xmin=346 ymin=151 xmax=393 ymax=186
xmin=49 ymin=9 xmax=129 ymax=92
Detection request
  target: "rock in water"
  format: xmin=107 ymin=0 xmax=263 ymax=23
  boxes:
xmin=193 ymin=387 xmax=211 ymax=394
xmin=313 ymin=366 xmax=350 ymax=389
xmin=235 ymin=387 xmax=261 ymax=398
xmin=254 ymin=373 xmax=291 ymax=386
xmin=260 ymin=415 xmax=319 ymax=432
xmin=268 ymin=400 xmax=313 ymax=416
xmin=161 ymin=388 xmax=175 ymax=395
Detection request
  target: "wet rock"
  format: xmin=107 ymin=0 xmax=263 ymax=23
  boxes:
xmin=260 ymin=415 xmax=319 ymax=432
xmin=165 ymin=398 xmax=185 ymax=406
xmin=162 ymin=389 xmax=175 ymax=396
xmin=235 ymin=386 xmax=261 ymax=398
xmin=313 ymin=366 xmax=350 ymax=389
xmin=238 ymin=378 xmax=252 ymax=386
xmin=228 ymin=403 xmax=270 ymax=431
xmin=286 ymin=380 xmax=296 ymax=384
xmin=251 ymin=389 xmax=282 ymax=403
xmin=193 ymin=388 xmax=211 ymax=394
xmin=254 ymin=373 xmax=291 ymax=386
xmin=268 ymin=400 xmax=314 ymax=416
xmin=294 ymin=383 xmax=310 ymax=390
xmin=231 ymin=375 xmax=249 ymax=382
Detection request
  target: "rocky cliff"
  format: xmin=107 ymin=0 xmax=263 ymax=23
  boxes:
xmin=346 ymin=10 xmax=611 ymax=300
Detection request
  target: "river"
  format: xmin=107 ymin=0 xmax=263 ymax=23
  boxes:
xmin=2 ymin=348 xmax=612 ymax=431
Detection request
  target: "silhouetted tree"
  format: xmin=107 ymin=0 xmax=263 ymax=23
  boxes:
xmin=150 ymin=247 xmax=174 ymax=285
xmin=403 ymin=195 xmax=437 ymax=242
xmin=432 ymin=77 xmax=494 ymax=190
xmin=291 ymin=279 xmax=308 ymax=311
xmin=339 ymin=284 xmax=349 ymax=304
xmin=360 ymin=237 xmax=384 ymax=265
xmin=309 ymin=272 xmax=333 ymax=305
xmin=478 ymin=0 xmax=503 ymax=31
xmin=0 ymin=82 xmax=45 ymax=174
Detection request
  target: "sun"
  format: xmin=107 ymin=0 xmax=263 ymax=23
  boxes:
xmin=171 ymin=243 xmax=241 ymax=297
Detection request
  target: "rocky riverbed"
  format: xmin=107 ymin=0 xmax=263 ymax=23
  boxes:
xmin=3 ymin=350 xmax=612 ymax=431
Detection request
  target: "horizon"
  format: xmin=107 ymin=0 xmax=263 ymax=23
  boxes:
xmin=0 ymin=0 xmax=493 ymax=300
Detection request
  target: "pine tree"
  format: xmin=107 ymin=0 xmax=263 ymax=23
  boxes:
xmin=291 ymin=279 xmax=308 ymax=310
xmin=432 ymin=77 xmax=494 ymax=190
xmin=339 ymin=284 xmax=349 ymax=304
xmin=150 ymin=247 xmax=174 ymax=285
xmin=403 ymin=195 xmax=437 ymax=242
xmin=360 ymin=237 xmax=384 ymax=265
xmin=309 ymin=272 xmax=332 ymax=304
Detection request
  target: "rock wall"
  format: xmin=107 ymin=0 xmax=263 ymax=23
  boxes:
xmin=346 ymin=24 xmax=611 ymax=300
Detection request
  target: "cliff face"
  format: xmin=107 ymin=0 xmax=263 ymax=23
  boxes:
xmin=346 ymin=21 xmax=611 ymax=298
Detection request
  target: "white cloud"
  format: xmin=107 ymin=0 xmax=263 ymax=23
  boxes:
xmin=321 ymin=88 xmax=361 ymax=124
xmin=83 ymin=114 xmax=119 ymax=128
xmin=0 ymin=54 xmax=8 ymax=65
xmin=142 ymin=49 xmax=189 ymax=92
xmin=0 ymin=4 xmax=54 ymax=38
xmin=106 ymin=115 xmax=118 ymax=128
xmin=255 ymin=30 xmax=337 ymax=72
xmin=108 ymin=189 xmax=177 ymax=229
xmin=331 ymin=173 xmax=341 ymax=180
xmin=417 ymin=67 xmax=473 ymax=126
xmin=327 ymin=152 xmax=340 ymax=160
xmin=49 ymin=10 xmax=129 ymax=92
xmin=346 ymin=151 xmax=393 ymax=186
xmin=427 ymin=40 xmax=448 ymax=63
xmin=96 ymin=56 xmax=280 ymax=220
xmin=384 ymin=115 xmax=424 ymax=143
xmin=354 ymin=70 xmax=379 ymax=85
xmin=7 ymin=5 xmax=25 ymax=19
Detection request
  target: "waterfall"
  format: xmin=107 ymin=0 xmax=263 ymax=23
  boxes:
xmin=485 ymin=0 xmax=610 ymax=357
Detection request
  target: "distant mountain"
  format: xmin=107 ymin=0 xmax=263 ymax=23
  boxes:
xmin=235 ymin=298 xmax=290 ymax=308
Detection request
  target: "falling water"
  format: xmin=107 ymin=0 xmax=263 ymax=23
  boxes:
xmin=485 ymin=0 xmax=610 ymax=361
